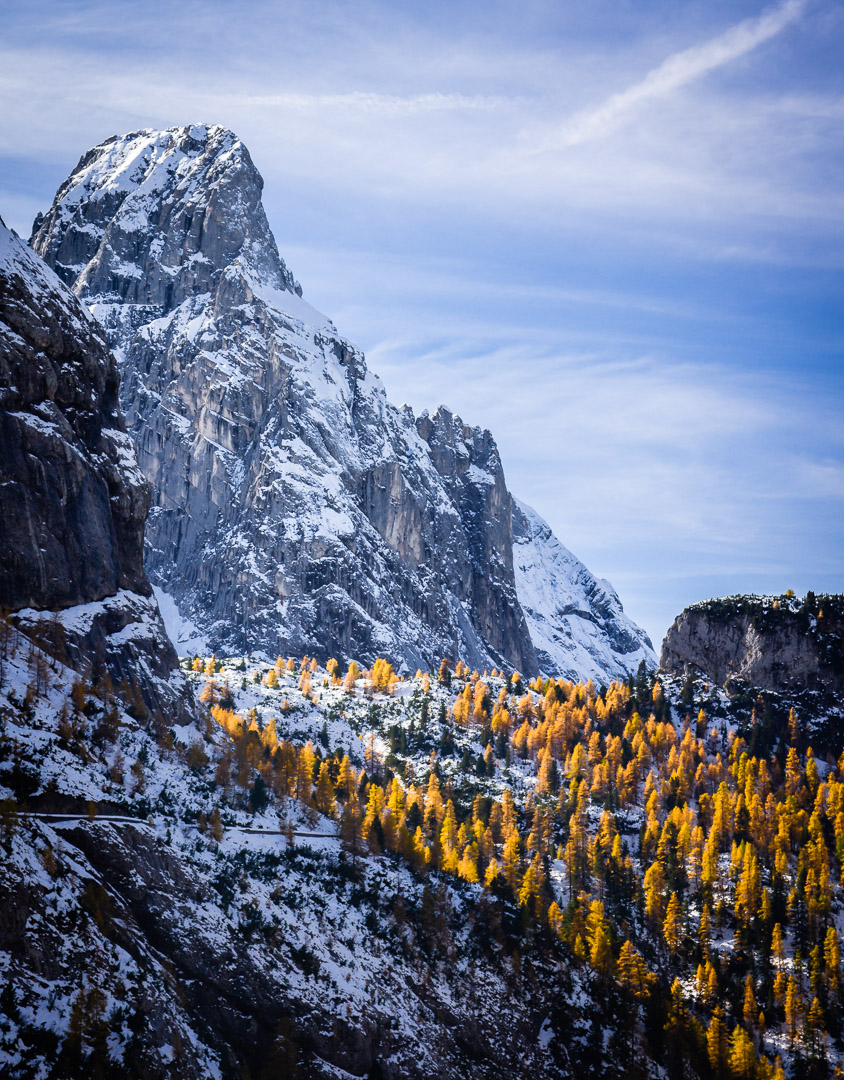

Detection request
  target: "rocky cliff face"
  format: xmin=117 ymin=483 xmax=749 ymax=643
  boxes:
xmin=660 ymin=593 xmax=844 ymax=693
xmin=32 ymin=124 xmax=653 ymax=680
xmin=0 ymin=218 xmax=190 ymax=719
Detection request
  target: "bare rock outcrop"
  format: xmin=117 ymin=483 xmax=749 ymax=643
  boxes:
xmin=659 ymin=593 xmax=844 ymax=693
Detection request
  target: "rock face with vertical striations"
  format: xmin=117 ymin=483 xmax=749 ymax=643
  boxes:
xmin=32 ymin=124 xmax=654 ymax=680
xmin=0 ymin=217 xmax=190 ymax=719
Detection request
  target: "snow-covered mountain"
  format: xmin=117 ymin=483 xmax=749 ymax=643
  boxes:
xmin=31 ymin=124 xmax=654 ymax=680
xmin=512 ymin=500 xmax=653 ymax=683
xmin=0 ymin=217 xmax=190 ymax=720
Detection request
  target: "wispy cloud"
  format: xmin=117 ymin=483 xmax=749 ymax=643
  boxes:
xmin=0 ymin=0 xmax=835 ymax=246
xmin=245 ymin=91 xmax=506 ymax=115
xmin=537 ymin=0 xmax=807 ymax=150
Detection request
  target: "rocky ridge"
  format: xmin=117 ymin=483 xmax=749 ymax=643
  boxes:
xmin=0 ymin=217 xmax=190 ymax=720
xmin=31 ymin=124 xmax=654 ymax=682
xmin=659 ymin=592 xmax=844 ymax=694
xmin=512 ymin=500 xmax=652 ymax=683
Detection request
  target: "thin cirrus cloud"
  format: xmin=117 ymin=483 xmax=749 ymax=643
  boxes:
xmin=0 ymin=1 xmax=829 ymax=242
xmin=533 ymin=0 xmax=808 ymax=151
xmin=244 ymin=91 xmax=508 ymax=116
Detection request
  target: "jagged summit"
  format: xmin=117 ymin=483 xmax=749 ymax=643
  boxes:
xmin=32 ymin=124 xmax=301 ymax=309
xmin=31 ymin=125 xmax=654 ymax=680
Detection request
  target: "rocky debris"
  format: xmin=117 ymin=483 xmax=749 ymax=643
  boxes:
xmin=32 ymin=124 xmax=654 ymax=680
xmin=659 ymin=593 xmax=844 ymax=693
xmin=0 ymin=218 xmax=190 ymax=720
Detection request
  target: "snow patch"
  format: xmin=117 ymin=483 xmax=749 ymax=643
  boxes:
xmin=152 ymin=585 xmax=208 ymax=655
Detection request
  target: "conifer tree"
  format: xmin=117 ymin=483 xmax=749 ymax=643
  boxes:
xmin=824 ymin=926 xmax=840 ymax=1000
xmin=742 ymin=975 xmax=757 ymax=1033
xmin=663 ymin=892 xmax=683 ymax=952
xmin=586 ymin=899 xmax=613 ymax=976
xmin=707 ymin=1007 xmax=728 ymax=1077
xmin=727 ymin=1025 xmax=756 ymax=1080
xmin=643 ymin=859 xmax=667 ymax=922
xmin=315 ymin=761 xmax=336 ymax=817
xmin=785 ymin=975 xmax=802 ymax=1046
xmin=617 ymin=940 xmax=652 ymax=1000
xmin=341 ymin=789 xmax=364 ymax=863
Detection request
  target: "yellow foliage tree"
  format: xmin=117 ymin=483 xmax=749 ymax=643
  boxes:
xmin=643 ymin=859 xmax=667 ymax=922
xmin=315 ymin=761 xmax=336 ymax=817
xmin=707 ymin=1007 xmax=728 ymax=1075
xmin=663 ymin=892 xmax=683 ymax=953
xmin=727 ymin=1025 xmax=756 ymax=1080
xmin=617 ymin=940 xmax=652 ymax=1000
xmin=343 ymin=661 xmax=360 ymax=695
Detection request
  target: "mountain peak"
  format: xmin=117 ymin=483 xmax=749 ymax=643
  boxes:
xmin=31 ymin=123 xmax=300 ymax=313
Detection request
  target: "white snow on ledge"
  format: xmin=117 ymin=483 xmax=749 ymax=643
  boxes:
xmin=14 ymin=589 xmax=159 ymax=636
xmin=152 ymin=585 xmax=208 ymax=656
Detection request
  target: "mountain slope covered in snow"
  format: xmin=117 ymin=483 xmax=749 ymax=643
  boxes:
xmin=513 ymin=500 xmax=653 ymax=683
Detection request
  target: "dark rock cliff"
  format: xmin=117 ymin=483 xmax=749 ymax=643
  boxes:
xmin=0 ymin=220 xmax=146 ymax=610
xmin=0 ymin=218 xmax=190 ymax=719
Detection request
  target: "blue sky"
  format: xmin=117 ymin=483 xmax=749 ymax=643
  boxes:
xmin=1 ymin=0 xmax=842 ymax=649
